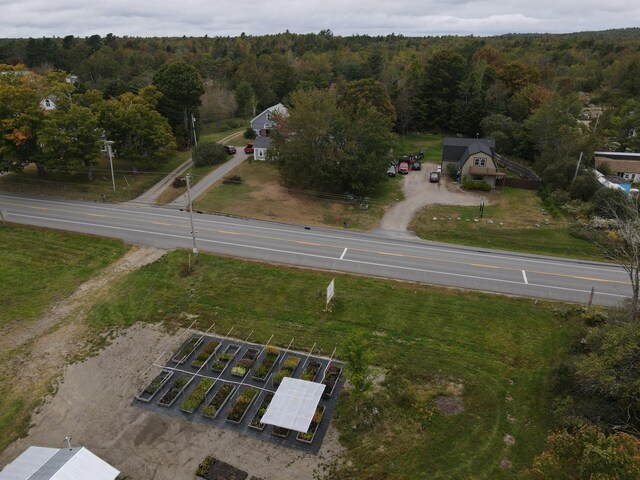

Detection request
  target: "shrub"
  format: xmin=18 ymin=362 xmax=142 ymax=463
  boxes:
xmin=244 ymin=127 xmax=256 ymax=139
xmin=447 ymin=163 xmax=458 ymax=179
xmin=222 ymin=175 xmax=242 ymax=185
xmin=172 ymin=176 xmax=186 ymax=188
xmin=193 ymin=142 xmax=226 ymax=166
xmin=462 ymin=179 xmax=491 ymax=191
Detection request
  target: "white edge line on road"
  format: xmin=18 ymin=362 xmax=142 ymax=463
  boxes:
xmin=0 ymin=193 xmax=621 ymax=274
xmin=11 ymin=212 xmax=628 ymax=301
xmin=522 ymin=270 xmax=528 ymax=284
xmin=340 ymin=248 xmax=347 ymax=260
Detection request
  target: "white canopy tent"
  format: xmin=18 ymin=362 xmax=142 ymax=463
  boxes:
xmin=261 ymin=377 xmax=325 ymax=432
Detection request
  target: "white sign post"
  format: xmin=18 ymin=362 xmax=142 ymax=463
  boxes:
xmin=325 ymin=279 xmax=335 ymax=311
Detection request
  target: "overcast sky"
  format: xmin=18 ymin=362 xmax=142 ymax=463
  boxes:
xmin=1 ymin=0 xmax=638 ymax=38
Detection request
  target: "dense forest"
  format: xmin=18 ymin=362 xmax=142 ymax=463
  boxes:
xmin=1 ymin=29 xmax=639 ymax=187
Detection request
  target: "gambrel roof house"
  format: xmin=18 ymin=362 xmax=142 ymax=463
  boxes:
xmin=594 ymin=151 xmax=640 ymax=183
xmin=441 ymin=137 xmax=504 ymax=188
xmin=39 ymin=97 xmax=56 ymax=111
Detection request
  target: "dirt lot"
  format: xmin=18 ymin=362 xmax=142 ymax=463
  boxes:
xmin=0 ymin=245 xmax=342 ymax=479
xmin=377 ymin=168 xmax=487 ymax=234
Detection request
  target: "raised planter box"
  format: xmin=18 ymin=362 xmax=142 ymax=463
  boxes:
xmin=252 ymin=346 xmax=280 ymax=382
xmin=272 ymin=355 xmax=301 ymax=388
xmin=230 ymin=347 xmax=260 ymax=378
xmin=272 ymin=426 xmax=290 ymax=438
xmin=158 ymin=374 xmax=191 ymax=407
xmin=201 ymin=383 xmax=236 ymax=419
xmin=210 ymin=344 xmax=240 ymax=373
xmin=226 ymin=386 xmax=259 ymax=424
xmin=172 ymin=337 xmax=203 ymax=365
xmin=296 ymin=405 xmax=325 ymax=444
xmin=179 ymin=377 xmax=216 ymax=414
xmin=321 ymin=364 xmax=342 ymax=399
xmin=136 ymin=369 xmax=173 ymax=403
xmin=191 ymin=340 xmax=220 ymax=369
xmin=300 ymin=359 xmax=322 ymax=382
xmin=249 ymin=392 xmax=274 ymax=431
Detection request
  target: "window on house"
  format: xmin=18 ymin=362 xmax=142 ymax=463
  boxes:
xmin=472 ymin=175 xmax=484 ymax=181
xmin=473 ymin=157 xmax=486 ymax=167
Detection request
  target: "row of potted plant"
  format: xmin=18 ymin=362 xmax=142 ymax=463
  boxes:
xmin=172 ymin=337 xmax=203 ymax=364
xmin=210 ymin=344 xmax=239 ymax=373
xmin=191 ymin=340 xmax=220 ymax=369
xmin=296 ymin=405 xmax=326 ymax=444
xmin=158 ymin=375 xmax=191 ymax=407
xmin=272 ymin=355 xmax=301 ymax=387
xmin=321 ymin=364 xmax=342 ymax=399
xmin=252 ymin=346 xmax=280 ymax=382
xmin=226 ymin=387 xmax=259 ymax=423
xmin=179 ymin=377 xmax=216 ymax=414
xmin=136 ymin=369 xmax=173 ymax=403
xmin=249 ymin=392 xmax=274 ymax=431
xmin=230 ymin=348 xmax=260 ymax=378
xmin=201 ymin=383 xmax=236 ymax=419
xmin=300 ymin=359 xmax=322 ymax=382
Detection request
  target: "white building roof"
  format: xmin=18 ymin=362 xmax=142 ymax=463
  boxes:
xmin=261 ymin=376 xmax=324 ymax=433
xmin=0 ymin=447 xmax=119 ymax=480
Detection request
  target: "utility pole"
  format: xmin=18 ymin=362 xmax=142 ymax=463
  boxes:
xmin=103 ymin=140 xmax=116 ymax=193
xmin=191 ymin=114 xmax=198 ymax=148
xmin=572 ymin=151 xmax=583 ymax=183
xmin=185 ymin=174 xmax=198 ymax=258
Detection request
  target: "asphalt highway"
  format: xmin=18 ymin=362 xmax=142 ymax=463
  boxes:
xmin=0 ymin=192 xmax=631 ymax=307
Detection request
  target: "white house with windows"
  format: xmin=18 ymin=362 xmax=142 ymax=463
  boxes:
xmin=441 ymin=137 xmax=505 ymax=187
xmin=249 ymin=103 xmax=288 ymax=161
xmin=39 ymin=97 xmax=56 ymax=111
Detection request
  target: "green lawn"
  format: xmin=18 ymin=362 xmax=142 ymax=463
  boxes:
xmin=396 ymin=133 xmax=443 ymax=162
xmin=0 ymin=225 xmax=127 ymax=452
xmin=411 ymin=187 xmax=604 ymax=261
xmin=88 ymin=250 xmax=579 ymax=479
xmin=195 ymin=161 xmax=404 ymax=230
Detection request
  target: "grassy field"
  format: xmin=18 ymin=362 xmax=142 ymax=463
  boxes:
xmin=0 ymin=225 xmax=127 ymax=452
xmin=396 ymin=133 xmax=444 ymax=162
xmin=0 ymin=151 xmax=190 ymax=203
xmin=194 ymin=161 xmax=404 ymax=230
xmin=411 ymin=187 xmax=604 ymax=260
xmin=87 ymin=250 xmax=579 ymax=479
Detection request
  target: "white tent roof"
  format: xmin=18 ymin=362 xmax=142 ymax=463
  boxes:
xmin=0 ymin=447 xmax=119 ymax=480
xmin=261 ymin=377 xmax=324 ymax=433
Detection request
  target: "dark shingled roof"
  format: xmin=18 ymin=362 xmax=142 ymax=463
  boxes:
xmin=253 ymin=136 xmax=271 ymax=149
xmin=442 ymin=137 xmax=496 ymax=167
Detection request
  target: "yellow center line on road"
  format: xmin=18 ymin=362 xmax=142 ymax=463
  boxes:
xmin=3 ymin=200 xmax=627 ymax=286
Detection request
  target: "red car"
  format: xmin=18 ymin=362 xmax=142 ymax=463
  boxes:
xmin=398 ymin=161 xmax=409 ymax=174
xmin=244 ymin=143 xmax=254 ymax=154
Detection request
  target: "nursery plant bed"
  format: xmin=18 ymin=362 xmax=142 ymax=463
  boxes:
xmin=210 ymin=344 xmax=240 ymax=373
xmin=272 ymin=426 xmax=290 ymax=438
xmin=201 ymin=383 xmax=236 ymax=419
xmin=251 ymin=346 xmax=280 ymax=382
xmin=300 ymin=359 xmax=322 ymax=382
xmin=179 ymin=377 xmax=216 ymax=414
xmin=272 ymin=355 xmax=301 ymax=388
xmin=249 ymin=392 xmax=274 ymax=431
xmin=321 ymin=364 xmax=342 ymax=399
xmin=172 ymin=337 xmax=204 ymax=364
xmin=296 ymin=405 xmax=325 ymax=444
xmin=191 ymin=340 xmax=220 ymax=369
xmin=226 ymin=386 xmax=259 ymax=424
xmin=158 ymin=374 xmax=191 ymax=407
xmin=136 ymin=369 xmax=173 ymax=403
xmin=230 ymin=347 xmax=260 ymax=378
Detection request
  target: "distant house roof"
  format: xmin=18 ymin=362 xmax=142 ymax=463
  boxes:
xmin=253 ymin=136 xmax=271 ymax=149
xmin=0 ymin=446 xmax=119 ymax=480
xmin=442 ymin=137 xmax=496 ymax=168
xmin=250 ymin=103 xmax=288 ymax=130
xmin=594 ymin=151 xmax=640 ymax=162
xmin=39 ymin=96 xmax=57 ymax=111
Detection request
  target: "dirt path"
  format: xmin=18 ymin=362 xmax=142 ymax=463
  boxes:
xmin=0 ymin=323 xmax=344 ymax=480
xmin=0 ymin=247 xmax=166 ymax=353
xmin=376 ymin=168 xmax=487 ymax=235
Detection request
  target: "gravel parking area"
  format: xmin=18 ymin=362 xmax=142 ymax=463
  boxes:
xmin=376 ymin=167 xmax=487 ymax=235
